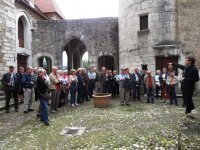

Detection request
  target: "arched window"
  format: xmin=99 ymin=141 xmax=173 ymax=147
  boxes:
xmin=18 ymin=18 xmax=24 ymax=48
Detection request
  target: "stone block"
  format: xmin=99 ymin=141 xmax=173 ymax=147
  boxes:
xmin=7 ymin=11 xmax=15 ymax=19
xmin=6 ymin=20 xmax=15 ymax=28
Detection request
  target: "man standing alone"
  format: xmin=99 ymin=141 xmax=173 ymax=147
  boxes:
xmin=170 ymin=56 xmax=199 ymax=116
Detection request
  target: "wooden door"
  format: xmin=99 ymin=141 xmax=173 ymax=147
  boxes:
xmin=17 ymin=54 xmax=27 ymax=72
xmin=98 ymin=56 xmax=114 ymax=71
xmin=156 ymin=56 xmax=178 ymax=74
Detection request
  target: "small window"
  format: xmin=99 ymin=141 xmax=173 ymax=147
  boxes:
xmin=18 ymin=18 xmax=24 ymax=48
xmin=140 ymin=15 xmax=148 ymax=30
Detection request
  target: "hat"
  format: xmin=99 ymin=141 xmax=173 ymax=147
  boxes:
xmin=9 ymin=65 xmax=14 ymax=69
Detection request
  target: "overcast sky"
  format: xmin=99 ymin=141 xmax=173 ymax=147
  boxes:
xmin=55 ymin=0 xmax=119 ymax=19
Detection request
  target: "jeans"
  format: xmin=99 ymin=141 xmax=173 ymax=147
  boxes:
xmin=147 ymin=88 xmax=154 ymax=103
xmin=40 ymin=98 xmax=48 ymax=123
xmin=70 ymin=90 xmax=76 ymax=105
xmin=169 ymin=87 xmax=178 ymax=105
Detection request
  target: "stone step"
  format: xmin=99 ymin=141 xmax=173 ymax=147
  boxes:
xmin=0 ymin=91 xmax=4 ymax=96
xmin=0 ymin=95 xmax=5 ymax=101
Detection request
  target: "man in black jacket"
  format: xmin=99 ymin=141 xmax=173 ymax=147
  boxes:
xmin=170 ymin=56 xmax=199 ymax=115
xmin=2 ymin=66 xmax=20 ymax=113
xmin=132 ymin=68 xmax=142 ymax=101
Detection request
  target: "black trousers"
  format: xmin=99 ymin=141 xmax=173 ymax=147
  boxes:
xmin=155 ymin=85 xmax=160 ymax=98
xmin=5 ymin=90 xmax=19 ymax=110
xmin=88 ymin=80 xmax=94 ymax=98
xmin=77 ymin=86 xmax=83 ymax=103
xmin=112 ymin=83 xmax=119 ymax=98
xmin=133 ymin=86 xmax=141 ymax=101
xmin=34 ymin=87 xmax=39 ymax=101
xmin=82 ymin=85 xmax=89 ymax=101
xmin=183 ymin=88 xmax=195 ymax=114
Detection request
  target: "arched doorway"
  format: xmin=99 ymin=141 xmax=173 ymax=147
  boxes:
xmin=16 ymin=11 xmax=32 ymax=70
xmin=38 ymin=56 xmax=52 ymax=74
xmin=64 ymin=38 xmax=87 ymax=71
xmin=98 ymin=55 xmax=115 ymax=71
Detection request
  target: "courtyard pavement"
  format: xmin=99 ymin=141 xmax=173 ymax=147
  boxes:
xmin=0 ymin=96 xmax=200 ymax=149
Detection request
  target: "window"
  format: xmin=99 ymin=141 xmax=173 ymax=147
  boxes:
xmin=18 ymin=18 xmax=24 ymax=48
xmin=140 ymin=15 xmax=148 ymax=30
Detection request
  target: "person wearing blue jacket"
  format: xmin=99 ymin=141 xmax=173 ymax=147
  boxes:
xmin=22 ymin=67 xmax=34 ymax=113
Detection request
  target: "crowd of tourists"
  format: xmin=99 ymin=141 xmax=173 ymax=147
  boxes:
xmin=1 ymin=56 xmax=199 ymax=126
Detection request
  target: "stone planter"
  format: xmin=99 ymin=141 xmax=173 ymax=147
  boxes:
xmin=92 ymin=93 xmax=111 ymax=108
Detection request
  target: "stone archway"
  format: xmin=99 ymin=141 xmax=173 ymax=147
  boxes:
xmin=63 ymin=38 xmax=87 ymax=71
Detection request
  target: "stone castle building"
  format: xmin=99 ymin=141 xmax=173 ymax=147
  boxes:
xmin=0 ymin=0 xmax=64 ymax=76
xmin=0 ymin=0 xmax=200 ymax=77
xmin=119 ymin=0 xmax=200 ymax=72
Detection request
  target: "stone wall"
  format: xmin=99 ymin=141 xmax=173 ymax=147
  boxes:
xmin=119 ymin=0 xmax=178 ymax=72
xmin=177 ymin=0 xmax=200 ymax=94
xmin=0 ymin=0 xmax=46 ymax=77
xmin=15 ymin=2 xmax=44 ymax=22
xmin=0 ymin=0 xmax=16 ymax=76
xmin=32 ymin=17 xmax=119 ymax=70
xmin=177 ymin=0 xmax=200 ymax=68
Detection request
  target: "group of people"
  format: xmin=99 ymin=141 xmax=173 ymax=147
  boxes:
xmin=117 ymin=56 xmax=199 ymax=118
xmin=1 ymin=56 xmax=199 ymax=125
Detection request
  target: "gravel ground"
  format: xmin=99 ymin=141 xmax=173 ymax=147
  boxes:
xmin=0 ymin=96 xmax=200 ymax=150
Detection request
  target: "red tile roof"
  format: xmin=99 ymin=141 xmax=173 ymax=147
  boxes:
xmin=34 ymin=0 xmax=65 ymax=19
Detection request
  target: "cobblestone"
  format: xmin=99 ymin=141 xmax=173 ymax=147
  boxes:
xmin=0 ymin=96 xmax=199 ymax=149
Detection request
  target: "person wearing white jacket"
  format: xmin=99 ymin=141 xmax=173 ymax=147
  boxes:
xmin=155 ymin=70 xmax=161 ymax=99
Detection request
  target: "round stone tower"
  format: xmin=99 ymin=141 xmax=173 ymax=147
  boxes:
xmin=118 ymin=0 xmax=181 ymax=72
